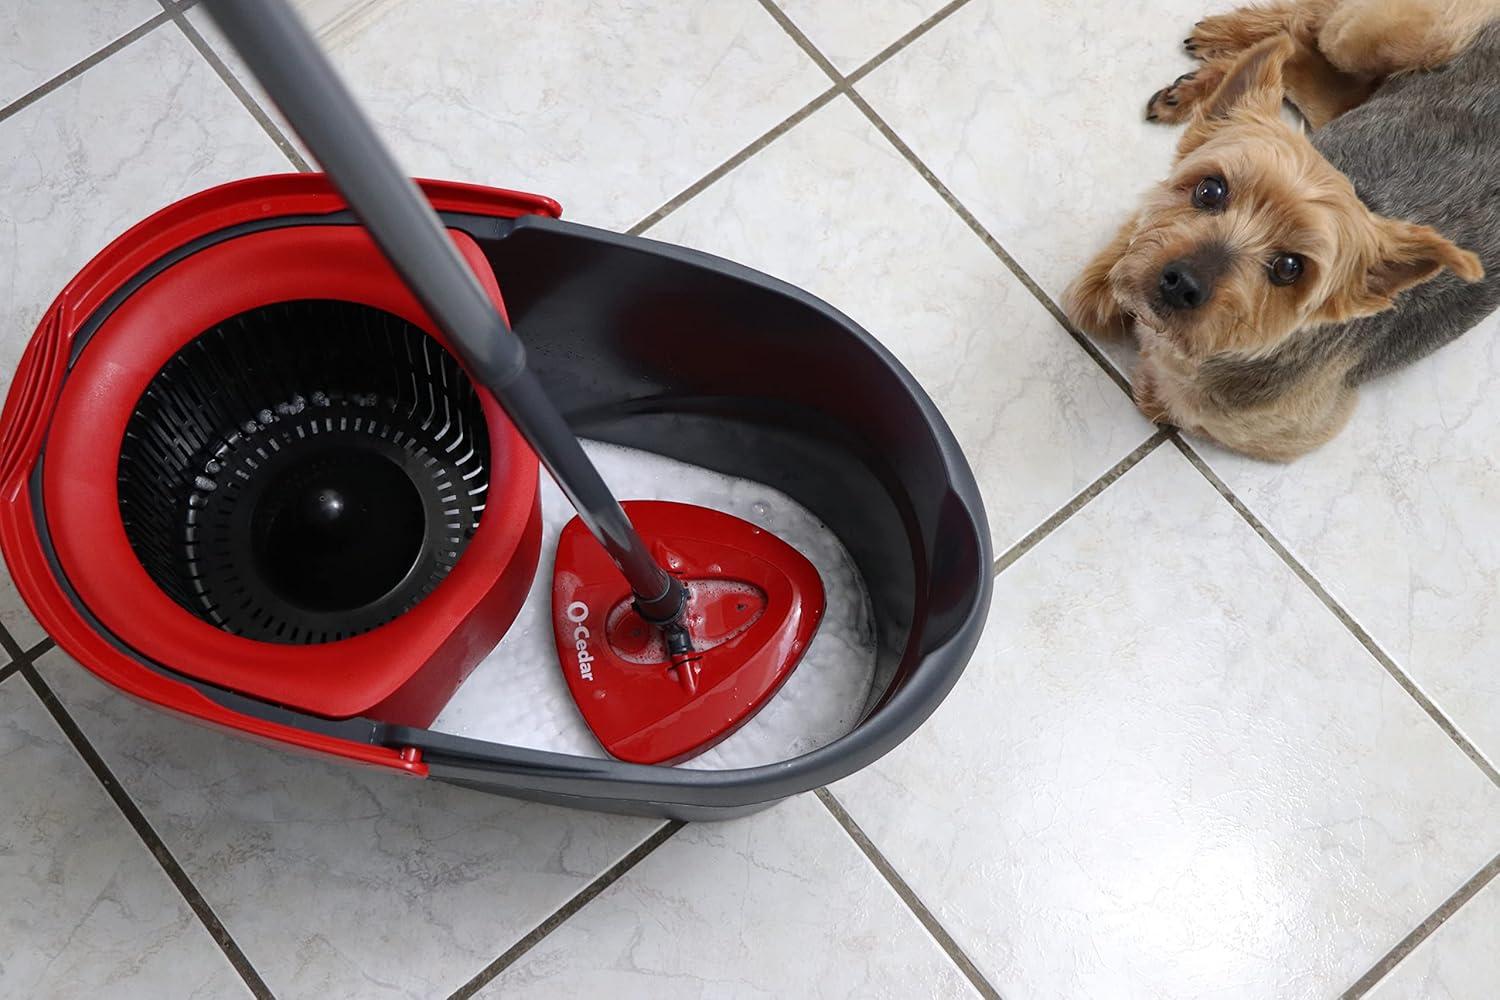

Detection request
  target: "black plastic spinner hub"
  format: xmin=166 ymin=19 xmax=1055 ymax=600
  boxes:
xmin=117 ymin=299 xmax=491 ymax=644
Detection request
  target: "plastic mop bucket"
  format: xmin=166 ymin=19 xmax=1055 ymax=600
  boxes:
xmin=0 ymin=175 xmax=992 ymax=819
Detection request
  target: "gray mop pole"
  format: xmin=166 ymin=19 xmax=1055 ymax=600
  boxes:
xmin=202 ymin=0 xmax=688 ymax=626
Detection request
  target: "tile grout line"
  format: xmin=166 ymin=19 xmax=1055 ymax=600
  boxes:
xmin=994 ymin=430 xmax=1169 ymax=576
xmin=0 ymin=9 xmax=176 ymax=125
xmin=846 ymin=0 xmax=977 ymax=87
xmin=315 ymin=0 xmax=395 ymax=42
xmin=0 ymin=619 xmax=26 ymax=665
xmin=633 ymin=0 xmax=847 ymax=236
xmin=817 ymin=789 xmax=1004 ymax=1000
xmin=757 ymin=0 xmax=1132 ymax=394
xmin=765 ymin=0 xmax=1136 ymax=397
xmin=755 ymin=0 xmax=845 ymax=86
xmin=446 ymin=819 xmax=686 ymax=998
xmin=629 ymin=0 xmax=975 ymax=237
xmin=157 ymin=0 xmax=312 ymax=171
xmin=843 ymin=87 xmax=1135 ymax=396
xmin=0 ymin=625 xmax=51 ymax=683
xmin=1341 ymin=851 xmax=1500 ymax=998
xmin=628 ymin=85 xmax=843 ymax=236
xmin=1173 ymin=437 xmax=1500 ymax=786
xmin=19 ymin=659 xmax=277 ymax=1000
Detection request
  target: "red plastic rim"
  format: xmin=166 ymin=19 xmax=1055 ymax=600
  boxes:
xmin=43 ymin=223 xmax=539 ymax=720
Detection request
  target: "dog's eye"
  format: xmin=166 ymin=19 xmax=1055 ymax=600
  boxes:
xmin=1192 ymin=176 xmax=1228 ymax=210
xmin=1269 ymin=253 xmax=1305 ymax=286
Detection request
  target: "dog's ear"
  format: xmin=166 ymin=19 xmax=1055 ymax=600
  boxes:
xmin=1205 ymin=35 xmax=1293 ymax=120
xmin=1179 ymin=36 xmax=1294 ymax=153
xmin=1329 ymin=218 xmax=1484 ymax=319
xmin=1370 ymin=218 xmax=1485 ymax=292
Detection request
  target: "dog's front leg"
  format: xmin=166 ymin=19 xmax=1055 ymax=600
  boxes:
xmin=1131 ymin=359 xmax=1174 ymax=426
xmin=1186 ymin=0 xmax=1338 ymax=61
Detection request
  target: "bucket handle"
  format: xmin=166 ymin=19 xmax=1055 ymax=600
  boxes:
xmin=0 ymin=303 xmax=68 ymax=501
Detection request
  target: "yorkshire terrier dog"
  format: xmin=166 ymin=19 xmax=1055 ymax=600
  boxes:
xmin=1065 ymin=0 xmax=1500 ymax=460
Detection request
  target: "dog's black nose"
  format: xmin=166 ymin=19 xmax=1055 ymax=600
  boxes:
xmin=1159 ymin=261 xmax=1210 ymax=310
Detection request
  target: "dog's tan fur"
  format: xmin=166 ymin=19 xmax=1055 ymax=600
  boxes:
xmin=1067 ymin=1 xmax=1490 ymax=460
xmin=1185 ymin=0 xmax=1500 ymax=75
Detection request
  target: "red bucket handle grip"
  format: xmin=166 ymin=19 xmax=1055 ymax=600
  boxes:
xmin=0 ymin=303 xmax=69 ymax=500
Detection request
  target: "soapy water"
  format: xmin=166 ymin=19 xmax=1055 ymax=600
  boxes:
xmin=430 ymin=440 xmax=877 ymax=769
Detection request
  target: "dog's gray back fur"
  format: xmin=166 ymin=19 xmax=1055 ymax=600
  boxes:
xmin=1315 ymin=20 xmax=1500 ymax=383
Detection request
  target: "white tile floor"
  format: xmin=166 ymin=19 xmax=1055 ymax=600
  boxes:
xmin=2 ymin=1 xmax=1497 ymax=998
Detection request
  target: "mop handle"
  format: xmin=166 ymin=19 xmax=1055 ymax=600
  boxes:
xmin=203 ymin=0 xmax=687 ymax=625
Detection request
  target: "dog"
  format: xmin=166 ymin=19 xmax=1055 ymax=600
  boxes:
xmin=1064 ymin=0 xmax=1500 ymax=460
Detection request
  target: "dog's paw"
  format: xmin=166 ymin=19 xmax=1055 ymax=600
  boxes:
xmin=1145 ymin=65 xmax=1226 ymax=123
xmin=1131 ymin=367 xmax=1173 ymax=425
xmin=1146 ymin=70 xmax=1196 ymax=123
xmin=1184 ymin=13 xmax=1264 ymax=61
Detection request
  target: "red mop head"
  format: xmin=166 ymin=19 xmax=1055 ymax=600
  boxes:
xmin=552 ymin=500 xmax=824 ymax=764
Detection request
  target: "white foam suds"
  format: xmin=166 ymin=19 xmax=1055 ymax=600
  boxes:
xmin=429 ymin=440 xmax=876 ymax=769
